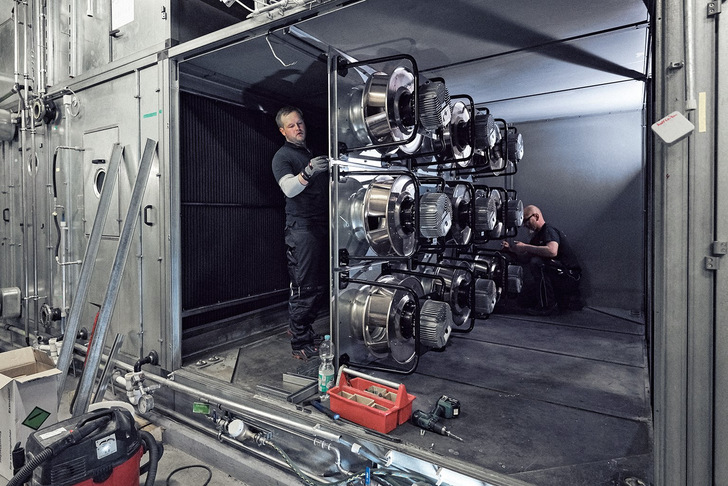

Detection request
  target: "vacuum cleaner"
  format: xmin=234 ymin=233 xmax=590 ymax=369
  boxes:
xmin=7 ymin=407 xmax=161 ymax=486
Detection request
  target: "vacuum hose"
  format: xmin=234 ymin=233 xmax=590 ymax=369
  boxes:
xmin=6 ymin=448 xmax=53 ymax=486
xmin=139 ymin=429 xmax=162 ymax=486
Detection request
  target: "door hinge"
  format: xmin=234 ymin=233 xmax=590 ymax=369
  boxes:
xmin=705 ymin=256 xmax=720 ymax=271
xmin=712 ymin=241 xmax=728 ymax=256
xmin=708 ymin=1 xmax=721 ymax=17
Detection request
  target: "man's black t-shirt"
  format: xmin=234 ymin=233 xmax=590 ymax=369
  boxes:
xmin=271 ymin=141 xmax=328 ymax=225
xmin=529 ymin=223 xmax=580 ymax=270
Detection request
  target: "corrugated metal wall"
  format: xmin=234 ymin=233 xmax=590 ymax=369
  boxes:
xmin=179 ymin=92 xmax=288 ymax=330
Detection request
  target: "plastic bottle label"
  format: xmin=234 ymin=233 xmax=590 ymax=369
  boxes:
xmin=318 ymin=370 xmax=335 ymax=393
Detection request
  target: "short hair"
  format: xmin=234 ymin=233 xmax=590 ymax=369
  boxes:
xmin=276 ymin=106 xmax=303 ymax=128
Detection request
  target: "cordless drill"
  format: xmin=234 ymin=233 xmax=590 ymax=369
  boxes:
xmin=411 ymin=395 xmax=463 ymax=441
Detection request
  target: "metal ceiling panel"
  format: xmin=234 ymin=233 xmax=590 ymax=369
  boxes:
xmin=176 ymin=0 xmax=649 ymax=122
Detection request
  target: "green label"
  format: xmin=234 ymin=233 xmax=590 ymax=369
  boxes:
xmin=22 ymin=407 xmax=51 ymax=430
xmin=192 ymin=402 xmax=210 ymax=414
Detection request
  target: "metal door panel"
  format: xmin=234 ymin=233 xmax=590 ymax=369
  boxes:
xmin=138 ymin=65 xmax=164 ymax=359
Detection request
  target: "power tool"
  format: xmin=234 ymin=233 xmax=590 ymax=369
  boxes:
xmin=411 ymin=409 xmax=463 ymax=441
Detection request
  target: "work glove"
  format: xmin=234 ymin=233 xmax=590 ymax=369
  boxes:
xmin=301 ymin=155 xmax=329 ymax=181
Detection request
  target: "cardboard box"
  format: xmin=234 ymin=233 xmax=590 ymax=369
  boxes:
xmin=0 ymin=347 xmax=60 ymax=478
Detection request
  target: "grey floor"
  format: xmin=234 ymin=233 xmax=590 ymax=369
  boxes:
xmin=211 ymin=306 xmax=653 ymax=486
xmin=2 ymin=306 xmax=650 ymax=486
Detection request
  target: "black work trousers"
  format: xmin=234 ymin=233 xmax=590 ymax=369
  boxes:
xmin=519 ymin=257 xmax=582 ymax=310
xmin=285 ymin=220 xmax=328 ymax=349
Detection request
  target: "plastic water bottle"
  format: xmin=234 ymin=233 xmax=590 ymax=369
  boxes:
xmin=318 ymin=335 xmax=335 ymax=401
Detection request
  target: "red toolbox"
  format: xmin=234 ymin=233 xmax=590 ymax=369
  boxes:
xmin=328 ymin=367 xmax=416 ymax=433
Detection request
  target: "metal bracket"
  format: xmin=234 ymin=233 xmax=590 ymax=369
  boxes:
xmin=711 ymin=241 xmax=728 ymax=256
xmin=705 ymin=256 xmax=720 ymax=271
xmin=708 ymin=1 xmax=721 ymax=16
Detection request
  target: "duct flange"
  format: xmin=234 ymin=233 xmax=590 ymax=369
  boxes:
xmin=364 ymin=175 xmax=418 ymax=257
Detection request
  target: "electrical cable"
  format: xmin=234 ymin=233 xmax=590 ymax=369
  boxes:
xmin=263 ymin=438 xmax=437 ymax=486
xmin=165 ymin=464 xmax=212 ymax=486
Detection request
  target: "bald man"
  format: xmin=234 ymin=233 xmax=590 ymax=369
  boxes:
xmin=502 ymin=205 xmax=582 ymax=313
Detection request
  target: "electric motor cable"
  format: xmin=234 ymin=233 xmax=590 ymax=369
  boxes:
xmin=165 ymin=464 xmax=212 ymax=486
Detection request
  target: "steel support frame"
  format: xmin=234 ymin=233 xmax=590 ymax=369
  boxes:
xmin=652 ymin=0 xmax=724 ymax=484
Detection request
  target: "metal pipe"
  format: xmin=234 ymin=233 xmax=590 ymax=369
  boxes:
xmin=13 ymin=0 xmax=19 ymax=85
xmin=683 ymin=0 xmax=697 ymax=111
xmin=114 ymin=361 xmax=341 ymax=442
xmin=35 ymin=0 xmax=46 ymax=95
xmin=20 ymin=0 xmax=30 ymax=344
xmin=153 ymin=406 xmax=317 ymax=481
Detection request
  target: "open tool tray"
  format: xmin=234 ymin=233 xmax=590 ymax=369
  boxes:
xmin=328 ymin=367 xmax=416 ymax=433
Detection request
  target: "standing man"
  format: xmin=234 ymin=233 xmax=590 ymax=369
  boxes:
xmin=501 ymin=205 xmax=582 ymax=313
xmin=272 ymin=106 xmax=330 ymax=360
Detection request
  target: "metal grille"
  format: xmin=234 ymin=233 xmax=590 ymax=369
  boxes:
xmin=179 ymin=92 xmax=288 ymax=328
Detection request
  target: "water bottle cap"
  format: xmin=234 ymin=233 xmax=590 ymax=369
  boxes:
xmin=325 ymin=334 xmax=331 ymax=340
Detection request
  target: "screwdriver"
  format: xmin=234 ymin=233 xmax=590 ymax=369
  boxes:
xmin=411 ymin=410 xmax=463 ymax=442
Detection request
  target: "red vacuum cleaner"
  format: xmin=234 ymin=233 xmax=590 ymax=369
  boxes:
xmin=8 ymin=407 xmax=161 ymax=486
